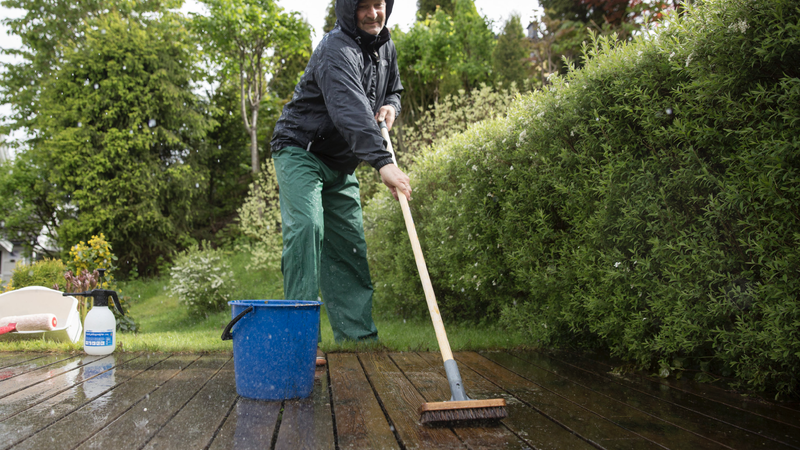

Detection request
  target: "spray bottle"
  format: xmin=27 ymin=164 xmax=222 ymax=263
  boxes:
xmin=63 ymin=269 xmax=125 ymax=355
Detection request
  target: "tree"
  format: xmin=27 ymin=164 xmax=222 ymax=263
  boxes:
xmin=192 ymin=0 xmax=311 ymax=174
xmin=395 ymin=0 xmax=496 ymax=124
xmin=323 ymin=0 xmax=337 ymax=34
xmin=492 ymin=14 xmax=530 ymax=89
xmin=0 ymin=0 xmax=191 ymax=262
xmin=0 ymin=0 xmax=178 ymax=140
xmin=0 ymin=148 xmax=60 ymax=257
xmin=536 ymin=0 xmax=671 ymax=76
xmin=417 ymin=0 xmax=455 ymax=20
xmin=451 ymin=0 xmax=496 ymax=92
xmin=34 ymin=11 xmax=213 ymax=275
xmin=191 ymin=80 xmax=253 ymax=243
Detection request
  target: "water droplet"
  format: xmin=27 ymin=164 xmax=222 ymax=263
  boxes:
xmin=93 ymin=83 xmax=99 ymax=90
xmin=148 ymin=119 xmax=157 ymax=128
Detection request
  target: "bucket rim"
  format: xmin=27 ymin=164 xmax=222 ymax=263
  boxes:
xmin=228 ymin=299 xmax=322 ymax=308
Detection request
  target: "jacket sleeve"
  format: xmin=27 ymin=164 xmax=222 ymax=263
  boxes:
xmin=383 ymin=43 xmax=403 ymax=117
xmin=315 ymin=44 xmax=394 ymax=171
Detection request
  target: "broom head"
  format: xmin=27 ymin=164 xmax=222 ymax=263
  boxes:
xmin=419 ymin=398 xmax=507 ymax=424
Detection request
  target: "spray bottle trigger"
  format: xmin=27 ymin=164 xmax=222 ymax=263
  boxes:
xmin=109 ymin=291 xmax=125 ymax=315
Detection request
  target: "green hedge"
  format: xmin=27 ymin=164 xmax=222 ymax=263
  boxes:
xmin=365 ymin=0 xmax=800 ymax=397
xmin=7 ymin=259 xmax=67 ymax=291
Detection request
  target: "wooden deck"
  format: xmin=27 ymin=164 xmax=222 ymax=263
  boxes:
xmin=0 ymin=350 xmax=798 ymax=449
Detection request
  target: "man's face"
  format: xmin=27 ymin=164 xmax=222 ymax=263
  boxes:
xmin=356 ymin=0 xmax=386 ymax=36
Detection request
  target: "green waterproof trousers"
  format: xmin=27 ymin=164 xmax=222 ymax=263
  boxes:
xmin=272 ymin=146 xmax=378 ymax=343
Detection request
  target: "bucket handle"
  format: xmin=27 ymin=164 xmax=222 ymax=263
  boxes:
xmin=221 ymin=306 xmax=254 ymax=341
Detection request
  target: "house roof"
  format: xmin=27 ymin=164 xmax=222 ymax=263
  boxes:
xmin=0 ymin=239 xmax=13 ymax=253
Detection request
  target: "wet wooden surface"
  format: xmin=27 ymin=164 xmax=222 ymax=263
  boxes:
xmin=0 ymin=350 xmax=798 ymax=449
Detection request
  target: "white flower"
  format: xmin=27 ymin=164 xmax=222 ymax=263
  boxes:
xmin=728 ymin=19 xmax=748 ymax=34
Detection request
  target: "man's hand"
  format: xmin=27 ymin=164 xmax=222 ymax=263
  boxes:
xmin=379 ymin=163 xmax=411 ymax=201
xmin=375 ymin=105 xmax=396 ymax=131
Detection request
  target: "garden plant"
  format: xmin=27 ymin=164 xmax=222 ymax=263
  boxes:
xmin=366 ymin=0 xmax=800 ymax=398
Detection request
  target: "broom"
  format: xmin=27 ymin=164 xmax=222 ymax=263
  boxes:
xmin=379 ymin=121 xmax=507 ymax=425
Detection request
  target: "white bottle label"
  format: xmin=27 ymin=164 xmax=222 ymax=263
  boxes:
xmin=85 ymin=330 xmax=114 ymax=346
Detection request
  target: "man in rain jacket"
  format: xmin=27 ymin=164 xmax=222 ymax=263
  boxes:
xmin=270 ymin=0 xmax=410 ymax=346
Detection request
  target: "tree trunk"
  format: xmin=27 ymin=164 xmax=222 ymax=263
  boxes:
xmin=250 ymin=128 xmax=259 ymax=175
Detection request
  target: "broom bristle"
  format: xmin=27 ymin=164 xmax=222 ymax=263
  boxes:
xmin=419 ymin=399 xmax=507 ymax=424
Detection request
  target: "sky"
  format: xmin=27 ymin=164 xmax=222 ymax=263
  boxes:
xmin=270 ymin=0 xmax=544 ymax=48
xmin=0 ymin=0 xmax=543 ymax=143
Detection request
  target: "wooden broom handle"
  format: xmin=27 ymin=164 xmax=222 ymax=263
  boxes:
xmin=380 ymin=123 xmax=454 ymax=362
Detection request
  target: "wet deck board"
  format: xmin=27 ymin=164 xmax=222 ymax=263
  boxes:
xmin=0 ymin=353 xmax=140 ymax=421
xmin=0 ymin=350 xmax=797 ymax=450
xmin=563 ymin=350 xmax=800 ymax=431
xmin=274 ymin=367 xmax=336 ymax=450
xmin=141 ymin=356 xmax=237 ymax=450
xmin=488 ymin=351 xmax=736 ymax=449
xmin=0 ymin=353 xmax=50 ymax=371
xmin=329 ymin=352 xmax=400 ymax=450
xmin=6 ymin=353 xmax=175 ymax=450
xmin=359 ymin=352 xmax=465 ymax=449
xmin=467 ymin=351 xmax=661 ymax=450
xmin=76 ymin=355 xmax=229 ymax=450
xmin=526 ymin=350 xmax=800 ymax=449
xmin=208 ymin=397 xmax=281 ymax=449
xmin=415 ymin=351 xmax=595 ymax=450
xmin=0 ymin=353 xmax=78 ymax=387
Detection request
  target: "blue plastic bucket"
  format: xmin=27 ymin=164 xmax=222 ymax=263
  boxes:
xmin=222 ymin=300 xmax=321 ymax=400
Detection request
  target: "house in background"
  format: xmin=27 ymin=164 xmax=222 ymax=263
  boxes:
xmin=0 ymin=136 xmax=9 ymax=164
xmin=0 ymin=238 xmax=29 ymax=286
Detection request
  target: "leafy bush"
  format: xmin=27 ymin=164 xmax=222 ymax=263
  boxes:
xmin=398 ymin=82 xmax=519 ymax=162
xmin=236 ymin=159 xmax=282 ymax=271
xmin=67 ymin=233 xmax=118 ymax=279
xmin=168 ymin=242 xmax=235 ymax=316
xmin=365 ymin=0 xmax=800 ymax=397
xmin=6 ymin=259 xmax=66 ymax=291
xmin=365 ymin=83 xmax=520 ymax=320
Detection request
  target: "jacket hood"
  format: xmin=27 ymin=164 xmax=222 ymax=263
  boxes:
xmin=335 ymin=0 xmax=394 ymax=37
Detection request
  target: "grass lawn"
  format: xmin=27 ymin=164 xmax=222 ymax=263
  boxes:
xmin=0 ymin=250 xmax=529 ymax=353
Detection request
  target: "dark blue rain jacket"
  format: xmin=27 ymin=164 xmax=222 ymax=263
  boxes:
xmin=270 ymin=0 xmax=403 ymax=174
